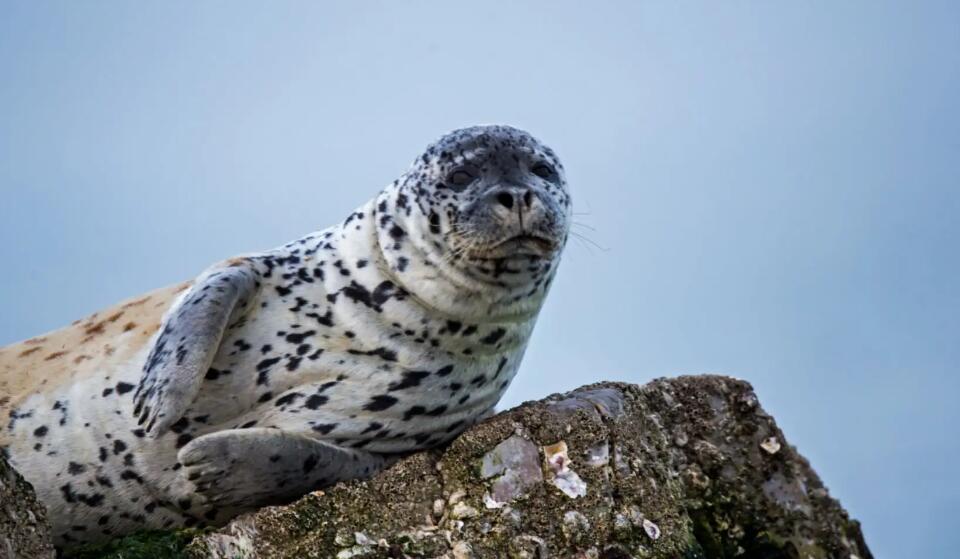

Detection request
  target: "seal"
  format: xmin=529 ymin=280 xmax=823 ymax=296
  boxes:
xmin=0 ymin=124 xmax=571 ymax=546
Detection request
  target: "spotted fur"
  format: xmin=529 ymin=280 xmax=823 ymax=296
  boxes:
xmin=0 ymin=125 xmax=571 ymax=546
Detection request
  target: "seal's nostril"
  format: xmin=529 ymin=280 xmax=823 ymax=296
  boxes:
xmin=497 ymin=192 xmax=514 ymax=209
xmin=523 ymin=191 xmax=533 ymax=207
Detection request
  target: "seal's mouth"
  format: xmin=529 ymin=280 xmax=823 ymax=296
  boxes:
xmin=476 ymin=233 xmax=558 ymax=259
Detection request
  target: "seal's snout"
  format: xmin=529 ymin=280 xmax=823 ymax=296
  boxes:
xmin=480 ymin=185 xmax=562 ymax=257
xmin=484 ymin=185 xmax=541 ymax=224
xmin=487 ymin=186 xmax=532 ymax=212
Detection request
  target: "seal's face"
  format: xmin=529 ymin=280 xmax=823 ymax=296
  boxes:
xmin=405 ymin=125 xmax=571 ymax=287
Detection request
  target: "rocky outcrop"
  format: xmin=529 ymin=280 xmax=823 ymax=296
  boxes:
xmin=187 ymin=376 xmax=873 ymax=559
xmin=0 ymin=450 xmax=55 ymax=559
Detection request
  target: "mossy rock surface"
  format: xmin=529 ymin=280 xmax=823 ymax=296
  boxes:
xmin=61 ymin=529 xmax=204 ymax=559
xmin=41 ymin=376 xmax=872 ymax=558
xmin=177 ymin=376 xmax=873 ymax=559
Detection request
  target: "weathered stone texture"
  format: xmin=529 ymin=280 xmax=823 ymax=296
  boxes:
xmin=188 ymin=376 xmax=873 ymax=559
xmin=0 ymin=451 xmax=55 ymax=559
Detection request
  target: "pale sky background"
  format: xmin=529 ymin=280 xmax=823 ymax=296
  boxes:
xmin=1 ymin=2 xmax=958 ymax=556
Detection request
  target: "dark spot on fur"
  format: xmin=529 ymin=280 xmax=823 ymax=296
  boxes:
xmin=312 ymin=423 xmax=337 ymax=435
xmin=79 ymin=493 xmax=105 ymax=507
xmin=120 ymin=470 xmax=144 ymax=484
xmin=304 ymin=394 xmax=328 ymax=410
xmin=361 ymin=422 xmax=383 ymax=435
xmin=388 ymin=370 xmax=430 ymax=391
xmin=275 ymin=392 xmax=303 ymax=407
xmin=169 ymin=417 xmax=189 ymax=434
xmin=284 ymin=330 xmax=316 ymax=344
xmin=480 ymin=328 xmax=506 ymax=345
xmin=115 ymin=382 xmax=135 ymax=395
xmin=60 ymin=483 xmax=77 ymax=503
xmin=348 ymin=347 xmax=398 ymax=362
xmin=364 ymin=395 xmax=398 ymax=412
xmin=403 ymin=406 xmax=426 ymax=421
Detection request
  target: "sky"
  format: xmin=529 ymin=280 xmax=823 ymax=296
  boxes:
xmin=1 ymin=2 xmax=957 ymax=556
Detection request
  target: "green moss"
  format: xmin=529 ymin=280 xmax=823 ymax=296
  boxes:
xmin=62 ymin=529 xmax=204 ymax=559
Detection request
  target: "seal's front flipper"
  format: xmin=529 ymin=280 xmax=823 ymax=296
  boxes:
xmin=178 ymin=428 xmax=389 ymax=509
xmin=133 ymin=261 xmax=261 ymax=436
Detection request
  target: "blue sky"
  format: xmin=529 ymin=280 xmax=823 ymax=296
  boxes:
xmin=1 ymin=2 xmax=958 ymax=556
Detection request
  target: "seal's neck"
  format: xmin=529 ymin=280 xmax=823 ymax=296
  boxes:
xmin=364 ymin=185 xmax=557 ymax=324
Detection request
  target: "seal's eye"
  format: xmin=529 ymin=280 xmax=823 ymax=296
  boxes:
xmin=532 ymin=163 xmax=555 ymax=179
xmin=448 ymin=169 xmax=476 ymax=189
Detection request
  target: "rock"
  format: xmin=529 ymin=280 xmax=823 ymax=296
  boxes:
xmin=481 ymin=435 xmax=543 ymax=507
xmin=187 ymin=376 xmax=873 ymax=558
xmin=0 ymin=450 xmax=55 ymax=559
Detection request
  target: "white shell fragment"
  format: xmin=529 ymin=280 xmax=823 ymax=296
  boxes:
xmin=584 ymin=442 xmax=610 ymax=468
xmin=451 ymin=501 xmax=479 ymax=519
xmin=760 ymin=437 xmax=782 ymax=454
xmin=642 ymin=518 xmax=661 ymax=540
xmin=543 ymin=441 xmax=588 ymax=498
xmin=483 ymin=493 xmax=505 ymax=510
xmin=353 ymin=532 xmax=376 ymax=546
xmin=563 ymin=510 xmax=590 ymax=530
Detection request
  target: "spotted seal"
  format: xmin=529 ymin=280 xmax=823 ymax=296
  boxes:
xmin=0 ymin=124 xmax=571 ymax=546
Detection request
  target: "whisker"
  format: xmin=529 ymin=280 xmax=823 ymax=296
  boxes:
xmin=569 ymin=231 xmax=609 ymax=252
xmin=570 ymin=235 xmax=596 ymax=254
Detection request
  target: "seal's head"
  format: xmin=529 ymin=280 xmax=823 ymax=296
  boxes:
xmin=388 ymin=125 xmax=571 ymax=294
